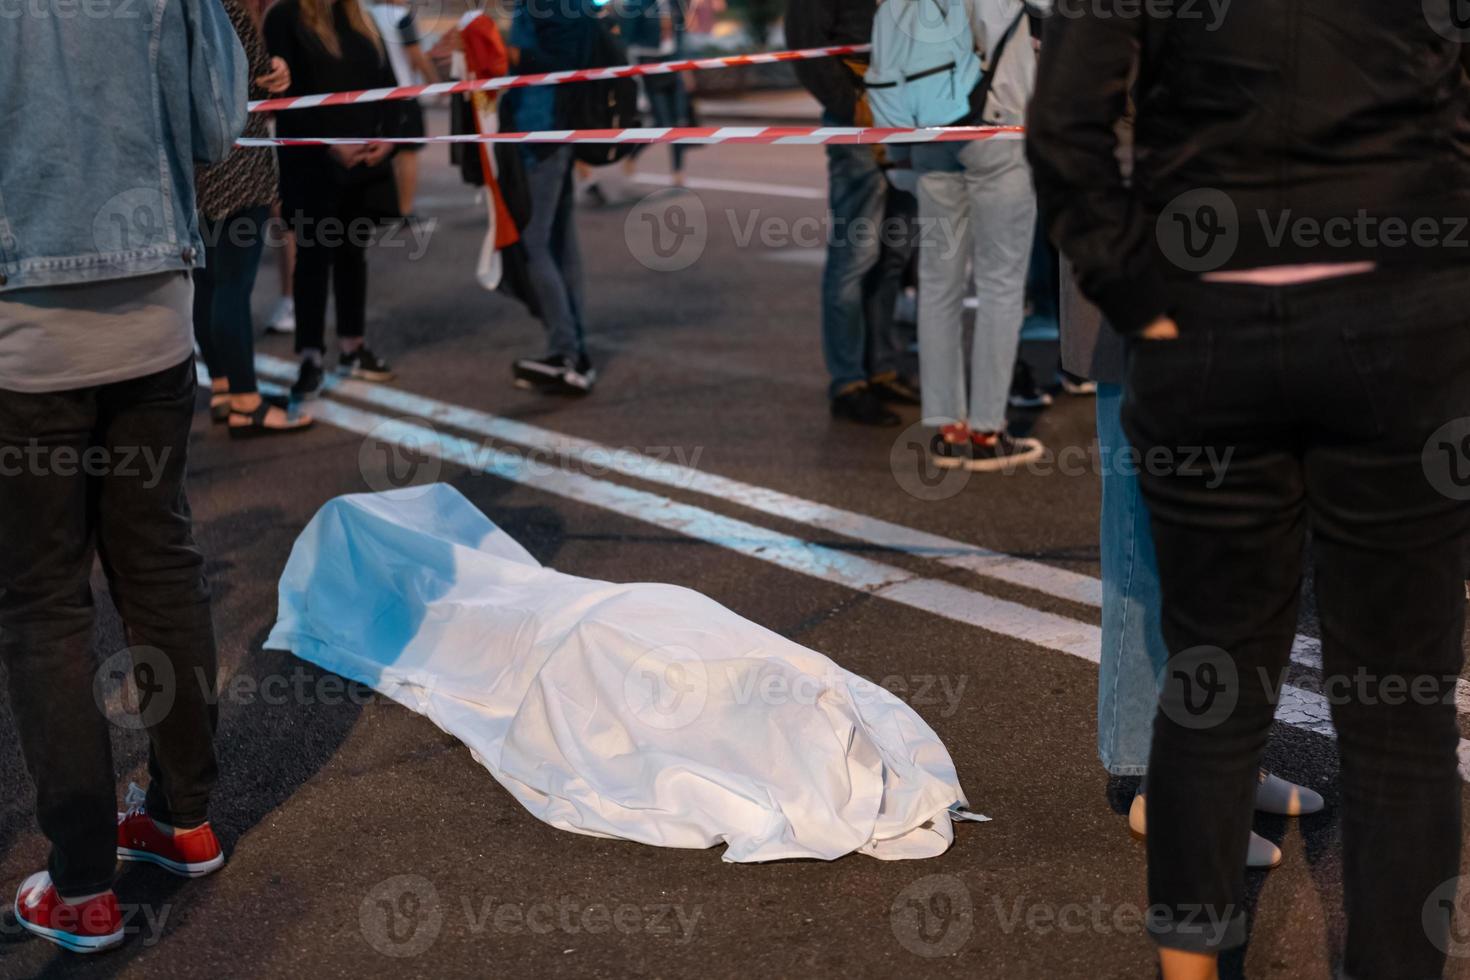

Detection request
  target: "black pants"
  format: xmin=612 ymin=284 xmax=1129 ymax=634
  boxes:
xmin=194 ymin=206 xmax=268 ymax=394
xmin=292 ymin=210 xmax=368 ymax=355
xmin=0 ymin=357 xmax=218 ymax=898
xmin=1124 ymin=267 xmax=1470 ymax=975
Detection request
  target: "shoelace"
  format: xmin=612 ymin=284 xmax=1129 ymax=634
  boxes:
xmin=121 ymin=782 xmax=148 ymax=822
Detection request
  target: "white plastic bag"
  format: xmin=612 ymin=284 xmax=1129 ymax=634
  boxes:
xmin=267 ymin=485 xmax=974 ymax=861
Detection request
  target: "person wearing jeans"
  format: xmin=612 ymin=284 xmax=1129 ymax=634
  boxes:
xmin=194 ymin=0 xmax=311 ymax=438
xmin=0 ymin=0 xmax=245 ymax=952
xmin=506 ymin=0 xmax=599 ymax=395
xmin=788 ymin=0 xmax=920 ymax=426
xmin=1031 ymin=3 xmax=1470 ymax=976
xmin=914 ymin=136 xmax=1040 ymax=471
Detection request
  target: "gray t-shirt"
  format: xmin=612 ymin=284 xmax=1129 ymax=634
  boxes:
xmin=0 ymin=272 xmax=194 ymax=393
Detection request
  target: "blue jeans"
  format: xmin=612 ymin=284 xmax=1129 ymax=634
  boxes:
xmin=1096 ymin=382 xmax=1169 ymax=776
xmin=194 ymin=205 xmax=267 ymax=394
xmin=520 ymin=145 xmax=586 ymax=361
xmin=820 ymin=122 xmax=886 ymax=398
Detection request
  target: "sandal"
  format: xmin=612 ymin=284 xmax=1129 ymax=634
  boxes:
xmin=210 ymin=393 xmax=231 ymax=424
xmin=227 ymin=399 xmax=313 ymax=439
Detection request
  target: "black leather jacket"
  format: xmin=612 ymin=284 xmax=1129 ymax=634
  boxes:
xmin=1027 ymin=2 xmax=1470 ymax=335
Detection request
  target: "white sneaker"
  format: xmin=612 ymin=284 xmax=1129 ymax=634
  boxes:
xmin=266 ymin=297 xmax=295 ymax=334
xmin=1129 ymin=792 xmax=1283 ymax=869
xmin=1254 ymin=770 xmax=1325 ymax=816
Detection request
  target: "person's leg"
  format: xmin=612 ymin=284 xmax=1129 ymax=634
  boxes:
xmin=549 ymin=148 xmax=588 ymax=359
xmin=393 ymin=150 xmax=420 ymax=217
xmin=0 ymin=384 xmax=116 ymax=898
xmin=193 ymin=217 xmax=222 ymax=383
xmin=292 ymin=220 xmax=330 ymax=357
xmin=864 ymin=186 xmax=918 ymax=383
xmin=1095 ymin=382 xmax=1169 ymax=776
xmin=820 ymin=138 xmax=885 ymax=399
xmin=211 ymin=207 xmax=267 ymax=397
xmin=521 ymin=145 xmax=582 ymax=361
xmin=961 ymin=140 xmax=1037 ymax=432
xmin=1296 ymin=272 xmax=1470 ymax=978
xmin=1125 ymin=284 xmax=1306 ymax=960
xmin=915 ymin=169 xmax=970 ymax=426
xmin=331 ymin=229 xmax=368 ymax=350
xmin=94 ymin=358 xmax=219 ymax=828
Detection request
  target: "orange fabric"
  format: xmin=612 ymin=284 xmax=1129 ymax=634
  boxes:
xmin=462 ymin=14 xmax=517 ymax=249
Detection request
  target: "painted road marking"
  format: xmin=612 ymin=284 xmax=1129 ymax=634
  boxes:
xmin=246 ymin=365 xmax=1368 ymax=761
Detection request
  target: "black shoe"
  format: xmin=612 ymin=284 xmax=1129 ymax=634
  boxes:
xmin=1008 ymin=362 xmax=1054 ymax=409
xmin=513 ymin=354 xmax=596 ymax=395
xmin=339 ymin=347 xmax=395 ymax=382
xmin=869 ymin=372 xmax=921 ymax=406
xmin=965 ymin=431 xmax=1045 ymax=472
xmin=291 ymin=358 xmax=324 ymax=400
xmin=830 ymin=386 xmax=900 ymax=427
xmin=1058 ymin=369 xmax=1098 ymax=396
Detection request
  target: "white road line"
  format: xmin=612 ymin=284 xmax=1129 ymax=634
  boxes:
xmin=630 ymin=173 xmax=826 ymax=201
xmin=243 ymin=372 xmax=1356 ymax=756
xmin=255 ymin=355 xmax=1102 ymax=608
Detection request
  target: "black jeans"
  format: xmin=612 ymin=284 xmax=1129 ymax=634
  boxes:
xmin=292 ymin=207 xmax=369 ymax=355
xmin=195 ymin=206 xmax=268 ymax=394
xmin=0 ymin=357 xmax=218 ymax=899
xmin=1124 ymin=267 xmax=1470 ymax=975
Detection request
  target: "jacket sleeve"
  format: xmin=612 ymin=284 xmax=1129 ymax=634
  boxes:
xmin=1026 ymin=8 xmax=1167 ymax=336
xmin=785 ymin=0 xmax=855 ymax=124
xmin=186 ymin=0 xmax=249 ymax=164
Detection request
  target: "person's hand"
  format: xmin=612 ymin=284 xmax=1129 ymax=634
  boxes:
xmin=360 ymin=142 xmax=394 ymax=166
xmin=255 ymin=56 xmax=291 ymax=94
xmin=1138 ymin=316 xmax=1180 ymax=340
xmin=328 ymin=144 xmax=366 ymax=167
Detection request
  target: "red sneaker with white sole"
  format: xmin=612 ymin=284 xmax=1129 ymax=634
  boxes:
xmin=116 ymin=784 xmax=225 ymax=878
xmin=13 ymin=871 xmax=124 ymax=953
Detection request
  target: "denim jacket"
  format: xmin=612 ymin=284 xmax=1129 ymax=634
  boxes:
xmin=0 ymin=0 xmax=248 ymax=293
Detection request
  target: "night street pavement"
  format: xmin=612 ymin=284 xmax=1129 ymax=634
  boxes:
xmin=2 ymin=109 xmax=1467 ymax=980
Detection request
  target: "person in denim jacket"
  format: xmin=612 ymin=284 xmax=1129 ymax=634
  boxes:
xmin=0 ymin=0 xmax=246 ymax=954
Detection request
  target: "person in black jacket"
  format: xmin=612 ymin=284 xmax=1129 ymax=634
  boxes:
xmin=265 ymin=0 xmax=405 ymax=399
xmin=786 ymin=0 xmax=920 ymax=427
xmin=1029 ymin=5 xmax=1470 ymax=978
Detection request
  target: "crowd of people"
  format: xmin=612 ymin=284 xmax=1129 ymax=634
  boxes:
xmin=2 ymin=0 xmax=1469 ymax=977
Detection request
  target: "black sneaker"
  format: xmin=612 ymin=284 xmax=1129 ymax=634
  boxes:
xmin=339 ymin=347 xmax=395 ymax=382
xmin=1058 ymin=369 xmax=1098 ymax=396
xmin=869 ymin=372 xmax=920 ymax=406
xmin=965 ymin=431 xmax=1045 ymax=472
xmin=929 ymin=425 xmax=971 ymax=469
xmin=830 ymin=385 xmax=900 ymax=427
xmin=291 ymin=358 xmax=325 ymax=400
xmin=1008 ymin=362 xmax=1054 ymax=409
xmin=513 ymin=354 xmax=596 ymax=395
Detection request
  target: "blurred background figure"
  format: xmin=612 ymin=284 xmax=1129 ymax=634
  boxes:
xmin=371 ymin=0 xmax=442 ymax=217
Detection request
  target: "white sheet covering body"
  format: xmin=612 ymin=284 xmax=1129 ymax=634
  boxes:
xmin=267 ymin=486 xmax=970 ymax=861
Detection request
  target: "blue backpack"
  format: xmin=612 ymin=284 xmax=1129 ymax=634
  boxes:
xmin=865 ymin=0 xmax=1025 ymax=129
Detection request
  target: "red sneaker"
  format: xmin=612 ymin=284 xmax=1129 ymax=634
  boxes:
xmin=116 ymin=784 xmax=225 ymax=878
xmin=13 ymin=871 xmax=124 ymax=953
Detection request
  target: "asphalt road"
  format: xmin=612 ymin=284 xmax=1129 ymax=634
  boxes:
xmin=1 ymin=117 xmax=1467 ymax=980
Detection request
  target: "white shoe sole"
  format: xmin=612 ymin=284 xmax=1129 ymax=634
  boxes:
xmin=963 ymin=440 xmax=1045 ymax=473
xmin=13 ymin=901 xmax=124 ymax=953
xmin=116 ymin=847 xmax=225 ymax=878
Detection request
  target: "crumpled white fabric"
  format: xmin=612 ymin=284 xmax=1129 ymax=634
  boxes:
xmin=267 ymin=485 xmax=974 ymax=861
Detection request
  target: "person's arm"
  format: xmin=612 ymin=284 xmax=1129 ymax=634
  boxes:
xmin=785 ymin=0 xmax=856 ymax=123
xmin=398 ymin=9 xmax=441 ymax=83
xmin=184 ymin=0 xmax=249 ymax=163
xmin=1026 ymin=9 xmax=1168 ymax=336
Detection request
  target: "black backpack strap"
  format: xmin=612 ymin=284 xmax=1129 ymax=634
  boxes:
xmin=965 ymin=5 xmax=1028 ymax=123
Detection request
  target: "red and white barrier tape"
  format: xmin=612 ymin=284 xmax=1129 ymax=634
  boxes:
xmin=249 ymin=44 xmax=872 ymax=114
xmin=237 ymin=124 xmax=1023 ymax=147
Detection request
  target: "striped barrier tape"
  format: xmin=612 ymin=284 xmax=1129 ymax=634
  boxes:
xmin=237 ymin=124 xmax=1024 ymax=147
xmin=250 ymin=44 xmax=873 ymax=113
